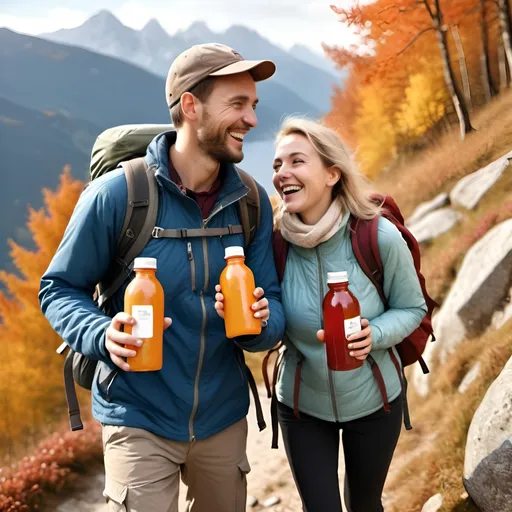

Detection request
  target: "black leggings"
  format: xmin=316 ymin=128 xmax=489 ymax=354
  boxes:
xmin=277 ymin=396 xmax=403 ymax=512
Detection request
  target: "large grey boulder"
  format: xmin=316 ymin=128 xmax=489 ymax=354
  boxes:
xmin=413 ymin=219 xmax=512 ymax=396
xmin=450 ymin=150 xmax=512 ymax=210
xmin=433 ymin=218 xmax=512 ymax=364
xmin=463 ymin=357 xmax=512 ymax=512
xmin=407 ymin=207 xmax=462 ymax=244
xmin=406 ymin=192 xmax=450 ymax=227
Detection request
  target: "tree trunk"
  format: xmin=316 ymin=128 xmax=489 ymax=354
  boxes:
xmin=498 ymin=42 xmax=509 ymax=90
xmin=429 ymin=0 xmax=474 ymax=139
xmin=498 ymin=0 xmax=512 ymax=72
xmin=451 ymin=24 xmax=472 ymax=110
xmin=480 ymin=0 xmax=498 ymax=101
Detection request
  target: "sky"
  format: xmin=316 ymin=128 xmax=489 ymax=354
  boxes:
xmin=0 ymin=0 xmax=368 ymax=53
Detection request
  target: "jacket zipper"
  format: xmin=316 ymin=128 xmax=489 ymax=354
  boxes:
xmin=189 ymin=291 xmax=207 ymax=442
xmin=315 ymin=247 xmax=339 ymax=421
xmin=187 ymin=242 xmax=196 ymax=292
xmin=187 ymin=196 xmax=247 ymax=441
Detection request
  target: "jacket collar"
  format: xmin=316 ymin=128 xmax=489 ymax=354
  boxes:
xmin=146 ymin=130 xmax=249 ymax=206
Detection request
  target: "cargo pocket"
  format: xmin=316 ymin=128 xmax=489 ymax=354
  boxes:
xmin=103 ymin=478 xmax=128 ymax=512
xmin=235 ymin=456 xmax=251 ymax=511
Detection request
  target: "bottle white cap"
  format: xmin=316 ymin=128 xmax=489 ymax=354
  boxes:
xmin=327 ymin=271 xmax=348 ymax=283
xmin=224 ymin=246 xmax=245 ymax=259
xmin=133 ymin=257 xmax=157 ymax=270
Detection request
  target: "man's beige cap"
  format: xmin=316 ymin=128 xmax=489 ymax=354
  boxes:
xmin=165 ymin=43 xmax=276 ymax=108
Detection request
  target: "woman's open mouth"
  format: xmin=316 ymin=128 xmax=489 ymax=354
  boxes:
xmin=282 ymin=185 xmax=304 ymax=197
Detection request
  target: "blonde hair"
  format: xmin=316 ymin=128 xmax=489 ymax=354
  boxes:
xmin=274 ymin=117 xmax=381 ymax=223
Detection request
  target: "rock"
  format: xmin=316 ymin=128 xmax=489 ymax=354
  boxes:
xmin=263 ymin=496 xmax=281 ymax=507
xmin=464 ymin=356 xmax=512 ymax=511
xmin=464 ymin=438 xmax=512 ymax=512
xmin=458 ymin=362 xmax=481 ymax=394
xmin=406 ymin=192 xmax=450 ymax=227
xmin=407 ymin=207 xmax=462 ymax=244
xmin=421 ymin=493 xmax=443 ymax=512
xmin=433 ymin=218 xmax=512 ymax=365
xmin=247 ymin=495 xmax=259 ymax=507
xmin=490 ymin=287 xmax=512 ymax=331
xmin=450 ymin=150 xmax=512 ymax=210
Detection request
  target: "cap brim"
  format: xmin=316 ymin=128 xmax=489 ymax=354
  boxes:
xmin=209 ymin=59 xmax=276 ymax=82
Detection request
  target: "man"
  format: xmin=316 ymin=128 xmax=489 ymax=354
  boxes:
xmin=39 ymin=43 xmax=285 ymax=512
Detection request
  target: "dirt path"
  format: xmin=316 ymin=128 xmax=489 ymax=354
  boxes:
xmin=50 ymin=388 xmax=347 ymax=511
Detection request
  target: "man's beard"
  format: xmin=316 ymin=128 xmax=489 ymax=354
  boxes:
xmin=197 ymin=110 xmax=245 ymax=164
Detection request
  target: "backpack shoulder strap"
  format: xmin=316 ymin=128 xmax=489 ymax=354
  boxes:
xmin=350 ymin=215 xmax=388 ymax=307
xmin=97 ymin=157 xmax=159 ymax=307
xmin=236 ymin=168 xmax=261 ymax=248
xmin=272 ymin=229 xmax=289 ymax=283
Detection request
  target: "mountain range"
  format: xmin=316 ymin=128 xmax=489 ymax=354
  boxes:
xmin=40 ymin=10 xmax=343 ymax=113
xmin=0 ymin=95 xmax=97 ymax=271
xmin=0 ymin=28 xmax=317 ymax=138
xmin=0 ymin=13 xmax=344 ymax=272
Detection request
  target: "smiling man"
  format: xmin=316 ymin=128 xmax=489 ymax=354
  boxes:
xmin=39 ymin=43 xmax=285 ymax=512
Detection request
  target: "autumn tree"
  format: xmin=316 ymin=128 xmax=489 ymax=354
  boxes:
xmin=480 ymin=0 xmax=499 ymax=99
xmin=395 ymin=69 xmax=449 ymax=144
xmin=353 ymin=81 xmax=398 ymax=176
xmin=332 ymin=0 xmax=476 ymax=139
xmin=498 ymin=0 xmax=512 ymax=71
xmin=0 ymin=167 xmax=84 ymax=460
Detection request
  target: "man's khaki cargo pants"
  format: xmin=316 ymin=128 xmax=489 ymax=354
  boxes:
xmin=102 ymin=418 xmax=250 ymax=512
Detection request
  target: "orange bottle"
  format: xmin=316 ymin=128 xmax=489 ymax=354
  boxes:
xmin=322 ymin=271 xmax=363 ymax=371
xmin=124 ymin=257 xmax=164 ymax=371
xmin=220 ymin=246 xmax=262 ymax=338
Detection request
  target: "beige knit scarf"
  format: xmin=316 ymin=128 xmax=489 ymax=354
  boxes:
xmin=280 ymin=199 xmax=347 ymax=249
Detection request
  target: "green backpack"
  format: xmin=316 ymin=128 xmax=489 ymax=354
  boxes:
xmin=57 ymin=124 xmax=265 ymax=432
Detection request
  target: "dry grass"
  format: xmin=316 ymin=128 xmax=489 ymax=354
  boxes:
xmin=374 ymin=90 xmax=512 ymax=217
xmin=384 ymin=320 xmax=512 ymax=512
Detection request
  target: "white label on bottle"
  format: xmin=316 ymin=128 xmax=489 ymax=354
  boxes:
xmin=344 ymin=316 xmax=361 ymax=337
xmin=132 ymin=305 xmax=153 ymax=338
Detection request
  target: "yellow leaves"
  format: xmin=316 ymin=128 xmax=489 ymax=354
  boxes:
xmin=344 ymin=65 xmax=450 ymax=178
xmin=353 ymin=84 xmax=397 ymax=178
xmin=0 ymin=167 xmax=84 ymax=459
xmin=395 ymin=71 xmax=449 ymax=138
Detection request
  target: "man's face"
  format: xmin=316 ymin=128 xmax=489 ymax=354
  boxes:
xmin=196 ymin=72 xmax=259 ymax=163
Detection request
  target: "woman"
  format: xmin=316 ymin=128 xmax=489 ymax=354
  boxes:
xmin=216 ymin=118 xmax=427 ymax=511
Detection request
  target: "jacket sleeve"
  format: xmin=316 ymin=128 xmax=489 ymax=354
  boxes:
xmin=38 ymin=172 xmax=127 ymax=362
xmin=234 ymin=185 xmax=285 ymax=352
xmin=369 ymin=217 xmax=428 ymax=351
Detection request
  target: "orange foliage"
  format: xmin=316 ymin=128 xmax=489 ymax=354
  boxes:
xmin=0 ymin=167 xmax=85 ymax=461
xmin=325 ymin=0 xmax=502 ymax=175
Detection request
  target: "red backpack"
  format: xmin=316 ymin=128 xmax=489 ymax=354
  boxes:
xmin=264 ymin=194 xmax=438 ymax=448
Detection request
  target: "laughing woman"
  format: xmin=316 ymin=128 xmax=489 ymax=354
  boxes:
xmin=216 ymin=118 xmax=427 ymax=512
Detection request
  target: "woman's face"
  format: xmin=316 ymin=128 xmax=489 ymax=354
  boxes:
xmin=272 ymin=133 xmax=340 ymax=223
